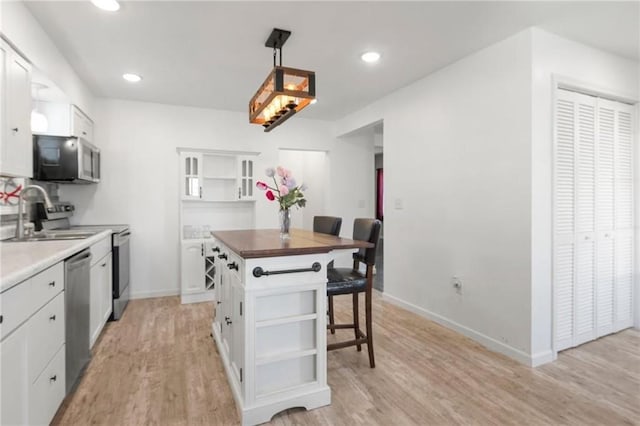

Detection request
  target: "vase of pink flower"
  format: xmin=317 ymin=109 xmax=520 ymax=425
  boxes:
xmin=256 ymin=166 xmax=307 ymax=239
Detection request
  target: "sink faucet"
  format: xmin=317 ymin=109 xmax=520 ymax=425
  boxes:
xmin=15 ymin=185 xmax=55 ymax=239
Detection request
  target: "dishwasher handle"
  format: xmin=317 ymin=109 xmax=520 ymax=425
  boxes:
xmin=66 ymin=250 xmax=92 ymax=270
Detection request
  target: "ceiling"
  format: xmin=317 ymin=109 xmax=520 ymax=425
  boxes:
xmin=24 ymin=1 xmax=639 ymax=121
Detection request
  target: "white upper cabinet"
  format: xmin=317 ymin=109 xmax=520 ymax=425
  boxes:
xmin=237 ymin=156 xmax=255 ymax=200
xmin=32 ymin=101 xmax=94 ymax=143
xmin=0 ymin=40 xmax=33 ymax=178
xmin=180 ymin=152 xmax=203 ymax=200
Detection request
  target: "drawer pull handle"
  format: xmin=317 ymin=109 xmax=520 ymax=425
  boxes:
xmin=253 ymin=262 xmax=322 ymax=278
xmin=212 ymin=246 xmax=220 ymax=253
xmin=225 ymin=317 xmax=232 ymax=326
xmin=101 ymin=262 xmax=107 ymax=267
xmin=11 ymin=127 xmax=18 ymax=132
xmin=49 ymin=315 xmax=56 ymax=321
xmin=217 ymin=301 xmax=221 ymax=305
xmin=227 ymin=262 xmax=238 ymax=271
xmin=49 ymin=281 xmax=56 ymax=287
xmin=0 ymin=314 xmax=3 ymax=324
xmin=50 ymin=375 xmax=57 ymax=382
xmin=218 ymin=254 xmax=228 ymax=260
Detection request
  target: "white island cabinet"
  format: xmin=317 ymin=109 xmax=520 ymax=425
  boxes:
xmin=211 ymin=229 xmax=372 ymax=426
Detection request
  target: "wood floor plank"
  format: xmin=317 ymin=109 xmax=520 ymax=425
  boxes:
xmin=51 ymin=294 xmax=640 ymax=426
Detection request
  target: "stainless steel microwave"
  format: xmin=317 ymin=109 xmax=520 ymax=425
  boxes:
xmin=33 ymin=136 xmax=100 ymax=183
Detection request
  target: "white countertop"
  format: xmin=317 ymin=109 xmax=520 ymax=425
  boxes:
xmin=0 ymin=230 xmax=112 ymax=293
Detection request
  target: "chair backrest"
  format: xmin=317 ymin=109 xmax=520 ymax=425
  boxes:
xmin=352 ymin=218 xmax=381 ymax=266
xmin=313 ymin=216 xmax=342 ymax=237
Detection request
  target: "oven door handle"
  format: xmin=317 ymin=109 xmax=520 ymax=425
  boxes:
xmin=115 ymin=232 xmax=131 ymax=246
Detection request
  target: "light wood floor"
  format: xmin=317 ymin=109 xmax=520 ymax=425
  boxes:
xmin=52 ymin=294 xmax=640 ymax=426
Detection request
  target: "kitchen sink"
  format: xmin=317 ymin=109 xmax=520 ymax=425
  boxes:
xmin=8 ymin=230 xmax=97 ymax=242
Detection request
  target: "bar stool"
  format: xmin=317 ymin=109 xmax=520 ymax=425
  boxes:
xmin=326 ymin=218 xmax=381 ymax=368
xmin=313 ymin=216 xmax=343 ymax=333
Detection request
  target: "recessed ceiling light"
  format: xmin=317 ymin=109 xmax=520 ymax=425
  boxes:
xmin=122 ymin=73 xmax=142 ymax=83
xmin=310 ymin=99 xmax=317 ymax=104
xmin=361 ymin=51 xmax=381 ymax=63
xmin=91 ymin=0 xmax=120 ymax=12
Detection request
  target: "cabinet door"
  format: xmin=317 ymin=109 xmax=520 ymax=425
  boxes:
xmin=89 ymin=261 xmax=102 ymax=349
xmin=0 ymin=324 xmax=29 ymax=425
xmin=181 ymin=242 xmax=205 ymax=294
xmin=230 ymin=276 xmax=244 ymax=386
xmin=220 ymin=261 xmax=233 ymax=357
xmin=100 ymin=253 xmax=113 ymax=325
xmin=180 ymin=152 xmax=203 ymax=200
xmin=213 ymin=263 xmax=226 ymax=335
xmin=2 ymin=46 xmax=32 ymax=178
xmin=237 ymin=156 xmax=255 ymax=200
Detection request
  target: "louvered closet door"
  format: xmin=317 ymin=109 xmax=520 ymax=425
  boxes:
xmin=613 ymin=101 xmax=635 ymax=331
xmin=554 ymin=89 xmax=635 ymax=351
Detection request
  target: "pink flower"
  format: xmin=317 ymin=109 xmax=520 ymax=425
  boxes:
xmin=279 ymin=185 xmax=289 ymax=196
xmin=276 ymin=166 xmax=285 ymax=177
xmin=265 ymin=190 xmax=275 ymax=201
xmin=256 ymin=181 xmax=268 ymax=190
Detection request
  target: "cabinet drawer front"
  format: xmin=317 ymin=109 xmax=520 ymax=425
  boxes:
xmin=29 ymin=344 xmax=65 ymax=426
xmin=31 ymin=262 xmax=64 ymax=312
xmin=91 ymin=237 xmax=111 ymax=267
xmin=0 ymin=279 xmax=32 ymax=340
xmin=227 ymin=251 xmax=243 ymax=282
xmin=28 ymin=292 xmax=65 ymax=383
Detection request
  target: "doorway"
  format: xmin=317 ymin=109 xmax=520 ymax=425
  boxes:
xmin=277 ymin=149 xmax=329 ymax=230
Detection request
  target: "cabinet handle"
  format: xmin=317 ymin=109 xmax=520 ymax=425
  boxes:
xmin=217 ymin=301 xmax=221 ymax=305
xmin=50 ymin=375 xmax=57 ymax=382
xmin=199 ymin=186 xmax=202 ymax=199
xmin=227 ymin=262 xmax=238 ymax=271
xmin=101 ymin=262 xmax=107 ymax=267
xmin=201 ymin=244 xmax=204 ymax=256
xmin=82 ymin=131 xmax=87 ymax=135
xmin=238 ymin=188 xmax=241 ymax=199
xmin=218 ymin=253 xmax=227 ymax=260
xmin=225 ymin=317 xmax=232 ymax=326
xmin=11 ymin=127 xmax=18 ymax=132
xmin=49 ymin=315 xmax=56 ymax=321
xmin=0 ymin=314 xmax=3 ymax=324
xmin=213 ymin=246 xmax=220 ymax=253
xmin=49 ymin=281 xmax=56 ymax=287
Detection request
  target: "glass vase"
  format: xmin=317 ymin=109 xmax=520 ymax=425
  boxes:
xmin=279 ymin=208 xmax=291 ymax=239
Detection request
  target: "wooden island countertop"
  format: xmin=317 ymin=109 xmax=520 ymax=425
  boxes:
xmin=211 ymin=228 xmax=373 ymax=259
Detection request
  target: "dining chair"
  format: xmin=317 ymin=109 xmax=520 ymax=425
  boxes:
xmin=313 ymin=215 xmax=342 ymax=334
xmin=326 ymin=218 xmax=381 ymax=368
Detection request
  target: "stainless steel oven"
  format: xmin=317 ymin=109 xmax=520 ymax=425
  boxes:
xmin=112 ymin=229 xmax=130 ymax=320
xmin=33 ymin=136 xmax=100 ymax=183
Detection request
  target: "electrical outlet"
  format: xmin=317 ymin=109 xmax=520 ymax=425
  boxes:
xmin=452 ymin=276 xmax=463 ymax=294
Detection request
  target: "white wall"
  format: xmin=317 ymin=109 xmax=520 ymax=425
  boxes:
xmin=0 ymin=2 xmax=95 ymax=115
xmin=530 ymin=28 xmax=640 ymax=361
xmin=60 ymin=99 xmax=374 ymax=299
xmin=336 ymin=30 xmax=535 ymax=363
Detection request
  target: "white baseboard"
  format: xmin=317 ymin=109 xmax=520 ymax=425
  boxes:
xmin=382 ymin=293 xmax=540 ymax=367
xmin=130 ymin=288 xmax=180 ymax=300
xmin=530 ymin=350 xmax=555 ymax=367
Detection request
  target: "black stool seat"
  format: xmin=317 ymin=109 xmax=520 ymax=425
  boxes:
xmin=327 ymin=268 xmax=367 ymax=296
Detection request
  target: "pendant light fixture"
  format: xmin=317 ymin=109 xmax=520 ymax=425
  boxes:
xmin=249 ymin=28 xmax=316 ymax=132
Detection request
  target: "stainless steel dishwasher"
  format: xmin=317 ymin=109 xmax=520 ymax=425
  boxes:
xmin=65 ymin=248 xmax=92 ymax=393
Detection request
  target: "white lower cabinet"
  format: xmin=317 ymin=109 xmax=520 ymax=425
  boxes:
xmin=181 ymin=240 xmax=219 ymax=304
xmin=90 ymin=251 xmax=112 ymax=349
xmin=0 ymin=325 xmax=29 ymax=424
xmin=212 ymin=246 xmax=329 ymax=426
xmin=0 ymin=261 xmax=65 ymax=425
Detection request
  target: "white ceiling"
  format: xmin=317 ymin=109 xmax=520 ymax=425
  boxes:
xmin=24 ymin=1 xmax=639 ymax=121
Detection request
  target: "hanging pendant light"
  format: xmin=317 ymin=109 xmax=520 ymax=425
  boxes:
xmin=249 ymin=28 xmax=316 ymax=132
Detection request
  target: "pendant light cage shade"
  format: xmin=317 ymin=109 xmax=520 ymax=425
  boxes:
xmin=249 ymin=66 xmax=316 ymax=132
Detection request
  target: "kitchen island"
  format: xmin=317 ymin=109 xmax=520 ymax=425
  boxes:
xmin=210 ymin=229 xmax=373 ymax=426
